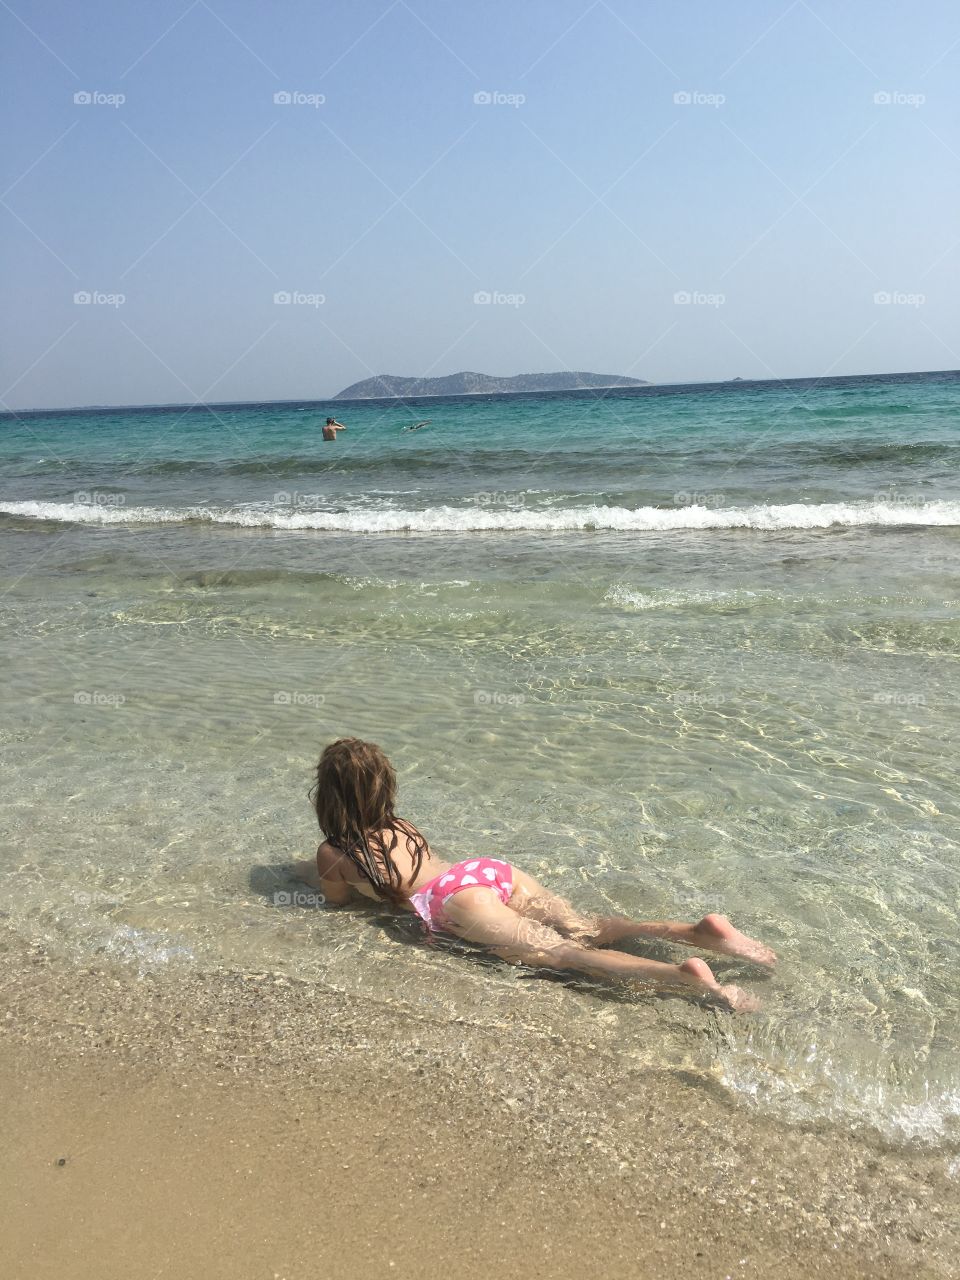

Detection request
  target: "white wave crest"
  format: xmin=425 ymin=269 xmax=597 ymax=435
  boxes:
xmin=3 ymin=498 xmax=960 ymax=533
xmin=605 ymin=584 xmax=759 ymax=609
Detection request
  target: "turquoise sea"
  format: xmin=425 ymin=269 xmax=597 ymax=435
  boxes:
xmin=2 ymin=369 xmax=959 ymax=1148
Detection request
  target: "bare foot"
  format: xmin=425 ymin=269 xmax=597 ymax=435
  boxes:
xmin=677 ymin=958 xmax=760 ymax=1013
xmin=689 ymin=913 xmax=777 ymax=968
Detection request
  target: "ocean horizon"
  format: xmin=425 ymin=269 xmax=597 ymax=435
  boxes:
xmin=7 ymin=364 xmax=959 ymax=417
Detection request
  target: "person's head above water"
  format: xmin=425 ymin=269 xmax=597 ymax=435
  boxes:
xmin=325 ymin=417 xmax=336 ymax=425
xmin=310 ymin=738 xmax=426 ymax=900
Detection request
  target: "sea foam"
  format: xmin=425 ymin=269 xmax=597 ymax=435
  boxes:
xmin=3 ymin=498 xmax=960 ymax=533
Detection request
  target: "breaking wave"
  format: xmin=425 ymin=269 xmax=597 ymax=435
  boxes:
xmin=3 ymin=497 xmax=960 ymax=533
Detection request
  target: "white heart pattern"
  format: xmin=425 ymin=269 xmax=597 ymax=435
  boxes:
xmin=465 ymin=861 xmax=480 ymax=871
xmin=482 ymin=867 xmax=497 ymax=880
xmin=460 ymin=875 xmax=479 ymax=885
xmin=439 ymin=875 xmax=455 ymax=886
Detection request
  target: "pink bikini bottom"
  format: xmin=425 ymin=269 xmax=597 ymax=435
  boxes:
xmin=408 ymin=857 xmax=515 ymax=934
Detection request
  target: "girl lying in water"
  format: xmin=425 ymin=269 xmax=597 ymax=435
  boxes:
xmin=292 ymin=738 xmax=775 ymax=1012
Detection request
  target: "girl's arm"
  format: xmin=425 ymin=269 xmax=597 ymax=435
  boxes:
xmin=290 ymin=843 xmax=353 ymax=905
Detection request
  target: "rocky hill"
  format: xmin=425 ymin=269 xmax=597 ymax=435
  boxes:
xmin=333 ymin=371 xmax=648 ymax=399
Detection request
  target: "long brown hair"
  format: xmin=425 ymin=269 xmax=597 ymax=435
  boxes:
xmin=310 ymin=738 xmax=427 ymax=903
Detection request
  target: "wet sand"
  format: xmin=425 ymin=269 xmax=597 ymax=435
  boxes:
xmin=1 ymin=932 xmax=957 ymax=1280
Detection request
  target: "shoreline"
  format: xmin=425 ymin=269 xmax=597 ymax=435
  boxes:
xmin=2 ymin=932 xmax=956 ymax=1278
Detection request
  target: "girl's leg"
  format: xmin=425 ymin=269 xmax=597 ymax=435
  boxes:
xmin=591 ymin=913 xmax=777 ymax=967
xmin=506 ymin=869 xmax=605 ymax=942
xmin=441 ymin=887 xmax=758 ymax=1012
xmin=508 ymin=869 xmax=776 ymax=967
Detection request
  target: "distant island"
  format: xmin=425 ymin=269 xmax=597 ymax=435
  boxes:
xmin=333 ymin=371 xmax=649 ymax=399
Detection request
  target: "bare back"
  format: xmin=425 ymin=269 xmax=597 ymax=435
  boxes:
xmin=317 ymin=821 xmax=450 ymax=904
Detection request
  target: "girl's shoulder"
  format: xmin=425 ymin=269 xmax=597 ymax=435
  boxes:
xmin=314 ymin=839 xmax=355 ymax=904
xmin=316 ymin=838 xmax=348 ymax=875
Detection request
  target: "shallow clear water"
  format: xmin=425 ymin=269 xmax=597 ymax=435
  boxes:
xmin=2 ymin=372 xmax=959 ymax=1147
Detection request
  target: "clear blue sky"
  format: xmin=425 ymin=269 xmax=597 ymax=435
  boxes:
xmin=2 ymin=0 xmax=959 ymax=408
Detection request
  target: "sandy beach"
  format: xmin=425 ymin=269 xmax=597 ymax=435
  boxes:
xmin=2 ymin=930 xmax=956 ymax=1280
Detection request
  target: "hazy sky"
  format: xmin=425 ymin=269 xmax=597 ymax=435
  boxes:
xmin=3 ymin=0 xmax=959 ymax=409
